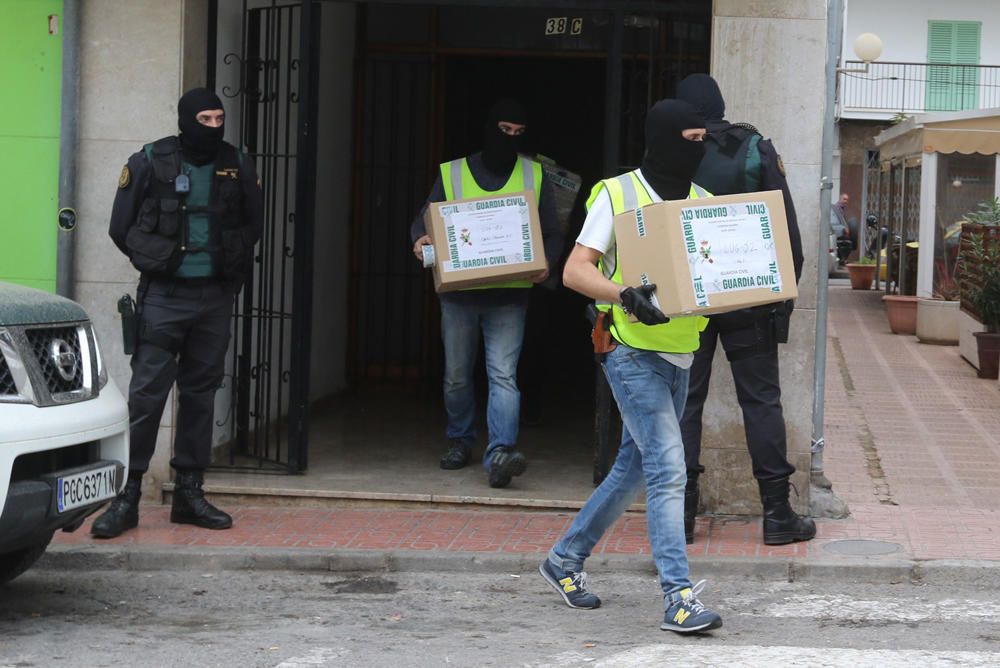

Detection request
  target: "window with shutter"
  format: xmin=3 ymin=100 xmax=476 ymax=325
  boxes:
xmin=926 ymin=20 xmax=981 ymax=111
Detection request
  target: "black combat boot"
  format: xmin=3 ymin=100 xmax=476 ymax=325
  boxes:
xmin=170 ymin=469 xmax=233 ymax=530
xmin=91 ymin=471 xmax=143 ymax=538
xmin=758 ymin=477 xmax=816 ymax=545
xmin=684 ymin=475 xmax=699 ymax=545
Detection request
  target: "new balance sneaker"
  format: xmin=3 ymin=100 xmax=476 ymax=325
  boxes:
xmin=661 ymin=580 xmax=722 ymax=633
xmin=487 ymin=448 xmax=527 ymax=488
xmin=539 ymin=560 xmax=601 ymax=610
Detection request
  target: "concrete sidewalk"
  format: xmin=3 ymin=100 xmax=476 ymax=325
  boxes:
xmin=47 ymin=283 xmax=1000 ymax=580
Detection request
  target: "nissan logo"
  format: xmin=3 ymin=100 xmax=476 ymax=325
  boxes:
xmin=49 ymin=338 xmax=78 ymax=382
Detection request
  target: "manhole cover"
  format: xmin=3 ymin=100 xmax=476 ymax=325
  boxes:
xmin=822 ymin=539 xmax=902 ymax=556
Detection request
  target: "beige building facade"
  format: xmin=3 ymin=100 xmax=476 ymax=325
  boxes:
xmin=71 ymin=0 xmax=827 ymax=514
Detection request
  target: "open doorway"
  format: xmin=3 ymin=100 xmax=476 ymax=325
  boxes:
xmin=440 ymin=53 xmax=606 ymax=423
xmin=208 ymin=1 xmax=711 ymax=507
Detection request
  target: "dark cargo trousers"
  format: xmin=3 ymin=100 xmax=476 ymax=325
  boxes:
xmin=680 ymin=310 xmax=796 ymax=483
xmin=127 ymin=279 xmax=234 ymax=473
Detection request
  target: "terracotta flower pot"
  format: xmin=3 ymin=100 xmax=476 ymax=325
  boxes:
xmin=973 ymin=331 xmax=1000 ymax=379
xmin=882 ymin=295 xmax=918 ymax=335
xmin=847 ymin=263 xmax=875 ymax=290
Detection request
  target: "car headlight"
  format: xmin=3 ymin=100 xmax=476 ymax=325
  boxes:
xmin=91 ymin=325 xmax=109 ymax=390
xmin=0 ymin=327 xmax=29 ymax=403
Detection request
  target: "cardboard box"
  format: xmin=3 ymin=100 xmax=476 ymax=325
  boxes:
xmin=612 ymin=189 xmax=797 ymax=317
xmin=537 ymin=155 xmax=583 ymax=234
xmin=425 ymin=190 xmax=546 ymax=293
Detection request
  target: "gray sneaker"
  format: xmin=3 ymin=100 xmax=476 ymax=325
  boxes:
xmin=661 ymin=580 xmax=722 ymax=633
xmin=539 ymin=560 xmax=601 ymax=610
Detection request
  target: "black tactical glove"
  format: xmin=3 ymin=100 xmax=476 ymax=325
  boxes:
xmin=619 ymin=284 xmax=670 ymax=326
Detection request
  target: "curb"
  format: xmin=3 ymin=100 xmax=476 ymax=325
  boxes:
xmin=37 ymin=544 xmax=1000 ymax=588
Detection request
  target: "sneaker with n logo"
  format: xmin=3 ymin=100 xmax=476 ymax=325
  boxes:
xmin=539 ymin=560 xmax=601 ymax=610
xmin=661 ymin=580 xmax=722 ymax=633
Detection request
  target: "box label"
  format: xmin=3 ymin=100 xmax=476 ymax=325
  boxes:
xmin=440 ymin=196 xmax=534 ymax=272
xmin=680 ymin=200 xmax=784 ymax=299
xmin=635 ymin=208 xmax=647 ymax=238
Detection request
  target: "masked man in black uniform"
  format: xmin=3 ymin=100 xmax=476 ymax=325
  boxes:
xmin=676 ymin=74 xmax=815 ymax=546
xmin=93 ymin=88 xmax=264 ymax=538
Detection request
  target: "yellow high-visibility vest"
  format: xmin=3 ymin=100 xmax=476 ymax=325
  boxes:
xmin=585 ymin=170 xmax=710 ymax=353
xmin=440 ymin=155 xmax=544 ymax=290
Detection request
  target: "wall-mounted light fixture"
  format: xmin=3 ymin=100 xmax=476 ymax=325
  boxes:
xmin=838 ymin=32 xmax=884 ymax=74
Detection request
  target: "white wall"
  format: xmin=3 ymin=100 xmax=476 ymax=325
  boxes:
xmin=844 ymin=0 xmax=1000 ymax=66
xmin=841 ymin=0 xmax=1000 ymax=118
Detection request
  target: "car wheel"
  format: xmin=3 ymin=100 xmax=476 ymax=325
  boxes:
xmin=0 ymin=532 xmax=54 ymax=586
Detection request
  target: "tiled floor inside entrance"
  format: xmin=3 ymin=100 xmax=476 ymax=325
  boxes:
xmin=205 ymin=379 xmax=606 ymax=510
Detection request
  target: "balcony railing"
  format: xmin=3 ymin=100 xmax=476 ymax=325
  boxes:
xmin=839 ymin=60 xmax=1000 ymax=117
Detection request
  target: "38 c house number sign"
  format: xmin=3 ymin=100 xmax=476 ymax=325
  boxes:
xmin=545 ymin=17 xmax=583 ymax=36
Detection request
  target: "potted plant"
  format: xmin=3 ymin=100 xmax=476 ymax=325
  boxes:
xmin=916 ymin=223 xmax=962 ymax=345
xmin=883 ymin=293 xmax=919 ymax=335
xmin=957 ymin=198 xmax=1000 ymax=370
xmin=962 ymin=231 xmax=1000 ymax=379
xmin=846 ymin=255 xmax=876 ymax=290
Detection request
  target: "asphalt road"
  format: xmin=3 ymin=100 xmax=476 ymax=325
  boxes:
xmin=2 ymin=568 xmax=1000 ymax=667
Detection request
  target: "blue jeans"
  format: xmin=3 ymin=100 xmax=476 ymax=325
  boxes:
xmin=440 ymin=300 xmax=527 ymax=467
xmin=548 ymin=344 xmax=692 ymax=597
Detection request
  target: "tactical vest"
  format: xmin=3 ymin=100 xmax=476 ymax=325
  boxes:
xmin=692 ymin=124 xmax=762 ymax=196
xmin=585 ymin=170 xmax=709 ymax=354
xmin=439 ymin=155 xmax=544 ymax=290
xmin=124 ymin=136 xmax=250 ymax=279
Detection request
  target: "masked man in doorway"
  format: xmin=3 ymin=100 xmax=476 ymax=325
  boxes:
xmin=94 ymin=88 xmax=264 ymax=538
xmin=676 ymin=73 xmax=814 ymax=546
xmin=411 ymin=99 xmax=562 ymax=488
xmin=540 ymin=99 xmax=722 ymax=634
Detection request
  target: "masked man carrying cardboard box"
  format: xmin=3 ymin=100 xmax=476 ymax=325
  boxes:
xmin=410 ymin=99 xmax=562 ymax=488
xmin=539 ymin=99 xmax=723 ymax=635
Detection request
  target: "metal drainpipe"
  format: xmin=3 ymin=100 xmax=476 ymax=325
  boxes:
xmin=811 ymin=0 xmax=845 ymax=482
xmin=56 ymin=0 xmax=80 ymax=298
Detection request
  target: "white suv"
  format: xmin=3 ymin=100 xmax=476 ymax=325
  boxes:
xmin=0 ymin=281 xmax=129 ymax=585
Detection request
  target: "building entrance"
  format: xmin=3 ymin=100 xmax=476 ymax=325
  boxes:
xmin=207 ymin=1 xmax=710 ymax=506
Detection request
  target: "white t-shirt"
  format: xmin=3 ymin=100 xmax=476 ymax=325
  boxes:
xmin=576 ymin=169 xmax=694 ymax=369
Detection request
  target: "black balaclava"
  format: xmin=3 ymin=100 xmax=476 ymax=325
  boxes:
xmin=640 ymin=99 xmax=706 ymax=201
xmin=675 ymin=73 xmax=726 ymax=123
xmin=481 ymin=98 xmax=526 ymax=176
xmin=178 ymin=88 xmax=225 ymax=166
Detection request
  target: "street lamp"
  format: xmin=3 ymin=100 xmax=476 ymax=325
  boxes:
xmin=838 ymin=32 xmax=884 ymax=74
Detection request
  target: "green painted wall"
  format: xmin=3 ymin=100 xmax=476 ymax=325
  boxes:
xmin=0 ymin=0 xmax=63 ymax=292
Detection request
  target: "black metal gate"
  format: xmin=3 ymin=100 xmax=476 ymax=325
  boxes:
xmin=211 ymin=0 xmax=318 ymax=473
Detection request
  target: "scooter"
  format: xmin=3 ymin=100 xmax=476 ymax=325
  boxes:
xmin=865 ymin=213 xmax=901 ymax=259
xmin=865 ymin=214 xmax=889 ymax=258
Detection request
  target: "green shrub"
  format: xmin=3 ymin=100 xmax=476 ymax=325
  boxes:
xmin=963 ymin=197 xmax=1000 ymax=227
xmin=961 ymin=233 xmax=1000 ymax=332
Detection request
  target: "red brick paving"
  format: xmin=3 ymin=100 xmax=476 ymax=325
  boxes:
xmin=55 ymin=285 xmax=1000 ymax=564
